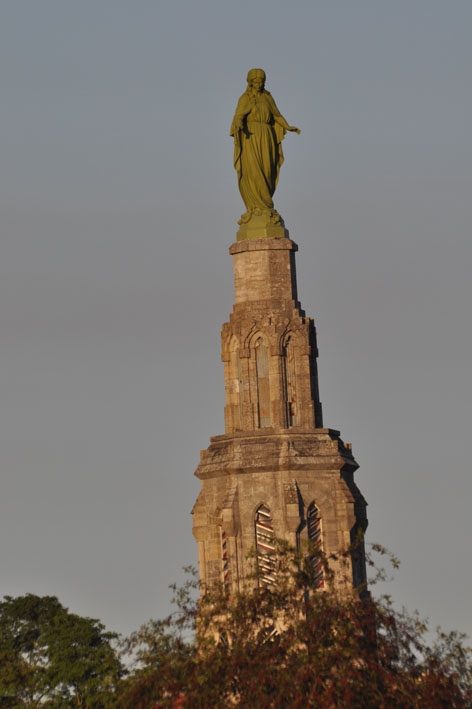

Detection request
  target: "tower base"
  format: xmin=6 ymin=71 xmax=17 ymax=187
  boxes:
xmin=192 ymin=428 xmax=368 ymax=594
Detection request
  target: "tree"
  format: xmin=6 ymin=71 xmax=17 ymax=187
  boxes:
xmin=118 ymin=547 xmax=472 ymax=708
xmin=0 ymin=594 xmax=122 ymax=707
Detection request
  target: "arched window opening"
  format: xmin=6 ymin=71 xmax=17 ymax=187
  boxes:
xmin=229 ymin=337 xmax=243 ymax=430
xmin=350 ymin=524 xmax=366 ymax=589
xmin=283 ymin=336 xmax=297 ymax=426
xmin=255 ymin=338 xmax=270 ymax=428
xmin=307 ymin=503 xmax=324 ymax=588
xmin=237 ymin=355 xmax=243 ymax=428
xmin=255 ymin=505 xmax=276 ymax=587
xmin=221 ymin=528 xmax=231 ymax=590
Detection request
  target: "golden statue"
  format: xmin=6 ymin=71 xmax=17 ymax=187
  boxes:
xmin=230 ymin=68 xmax=300 ymax=231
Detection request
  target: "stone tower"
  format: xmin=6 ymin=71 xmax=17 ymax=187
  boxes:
xmin=192 ymin=231 xmax=368 ymax=594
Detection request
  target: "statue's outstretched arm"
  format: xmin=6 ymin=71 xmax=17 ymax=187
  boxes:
xmin=267 ymin=92 xmax=300 ymax=134
xmin=274 ymin=114 xmax=301 ymax=134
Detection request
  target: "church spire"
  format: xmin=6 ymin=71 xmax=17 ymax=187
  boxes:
xmin=192 ymin=70 xmax=367 ymax=595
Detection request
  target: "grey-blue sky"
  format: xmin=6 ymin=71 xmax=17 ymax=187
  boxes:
xmin=1 ymin=1 xmax=471 ymax=638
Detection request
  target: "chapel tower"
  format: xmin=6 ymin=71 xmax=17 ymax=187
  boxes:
xmin=192 ymin=69 xmax=367 ymax=595
xmin=192 ymin=230 xmax=368 ymax=594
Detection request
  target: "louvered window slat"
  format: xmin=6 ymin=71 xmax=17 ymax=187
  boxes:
xmin=255 ymin=505 xmax=276 ymax=587
xmin=307 ymin=503 xmax=324 ymax=588
xmin=221 ymin=529 xmax=231 ymax=589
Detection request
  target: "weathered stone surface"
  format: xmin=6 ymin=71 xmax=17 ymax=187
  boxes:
xmin=192 ymin=236 xmax=368 ymax=594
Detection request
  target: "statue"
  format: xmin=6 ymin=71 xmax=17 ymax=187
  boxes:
xmin=230 ymin=68 xmax=300 ymax=231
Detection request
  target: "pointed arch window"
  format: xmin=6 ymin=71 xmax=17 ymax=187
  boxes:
xmin=307 ymin=503 xmax=324 ymax=588
xmin=283 ymin=336 xmax=297 ymax=426
xmin=229 ymin=337 xmax=243 ymax=430
xmin=255 ymin=338 xmax=270 ymax=428
xmin=350 ymin=523 xmax=366 ymax=589
xmin=237 ymin=355 xmax=243 ymax=428
xmin=221 ymin=528 xmax=231 ymax=590
xmin=255 ymin=504 xmax=276 ymax=587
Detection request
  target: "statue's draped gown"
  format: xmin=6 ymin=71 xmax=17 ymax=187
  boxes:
xmin=231 ymin=91 xmax=285 ymax=213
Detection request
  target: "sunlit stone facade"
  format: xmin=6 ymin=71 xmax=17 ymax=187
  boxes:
xmin=192 ymin=235 xmax=367 ymax=593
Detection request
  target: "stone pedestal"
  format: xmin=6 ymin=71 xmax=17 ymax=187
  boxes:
xmin=236 ymin=211 xmax=288 ymax=241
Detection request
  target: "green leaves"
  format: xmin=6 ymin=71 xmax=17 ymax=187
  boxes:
xmin=0 ymin=594 xmax=122 ymax=707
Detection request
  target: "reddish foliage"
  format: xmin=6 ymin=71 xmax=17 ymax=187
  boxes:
xmin=117 ymin=550 xmax=472 ymax=708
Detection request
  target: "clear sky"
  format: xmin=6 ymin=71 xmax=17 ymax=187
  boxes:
xmin=1 ymin=1 xmax=471 ymax=640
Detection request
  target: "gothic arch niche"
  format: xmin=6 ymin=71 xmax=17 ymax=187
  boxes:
xmin=255 ymin=504 xmax=276 ymax=587
xmin=254 ymin=336 xmax=270 ymax=428
xmin=229 ymin=335 xmax=243 ymax=430
xmin=282 ymin=334 xmax=297 ymax=427
xmin=307 ymin=502 xmax=324 ymax=588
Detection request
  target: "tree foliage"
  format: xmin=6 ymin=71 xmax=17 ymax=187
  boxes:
xmin=118 ymin=548 xmax=472 ymax=708
xmin=0 ymin=594 xmax=122 ymax=707
xmin=2 ymin=549 xmax=471 ymax=708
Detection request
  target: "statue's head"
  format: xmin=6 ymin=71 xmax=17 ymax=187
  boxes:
xmin=247 ymin=68 xmax=266 ymax=93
